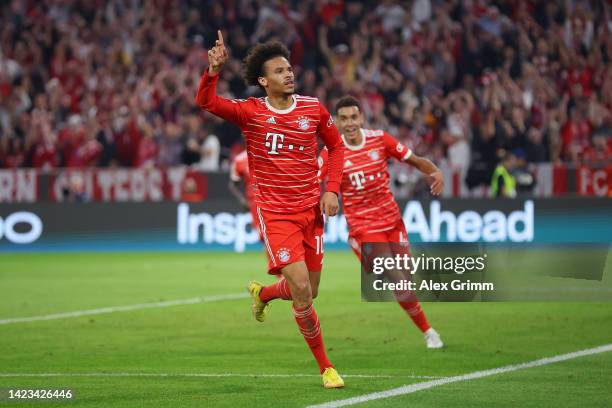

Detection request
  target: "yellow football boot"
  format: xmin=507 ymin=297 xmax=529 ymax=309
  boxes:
xmin=247 ymin=281 xmax=270 ymax=322
xmin=322 ymin=367 xmax=345 ymax=388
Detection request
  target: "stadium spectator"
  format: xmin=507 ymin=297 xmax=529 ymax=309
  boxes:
xmin=194 ymin=130 xmax=220 ymax=172
xmin=62 ymin=172 xmax=91 ymax=202
xmin=157 ymin=121 xmax=183 ymax=167
xmin=0 ymin=0 xmax=610 ymax=182
xmin=490 ymin=151 xmax=518 ymax=198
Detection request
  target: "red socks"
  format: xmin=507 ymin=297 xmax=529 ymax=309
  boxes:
xmin=260 ymin=281 xmax=331 ymax=373
xmin=259 ymin=278 xmax=292 ymax=302
xmin=396 ymin=298 xmax=431 ymax=333
xmin=293 ymin=303 xmax=332 ymax=373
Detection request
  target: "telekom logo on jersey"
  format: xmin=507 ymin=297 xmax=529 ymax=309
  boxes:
xmin=264 ymin=132 xmax=306 ymax=155
xmin=348 ymin=171 xmax=366 ymax=190
xmin=265 ymin=133 xmax=284 ymax=155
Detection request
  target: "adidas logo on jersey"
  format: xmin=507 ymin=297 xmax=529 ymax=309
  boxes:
xmin=266 ymin=117 xmax=276 ymax=124
xmin=344 ymin=159 xmax=353 ymax=168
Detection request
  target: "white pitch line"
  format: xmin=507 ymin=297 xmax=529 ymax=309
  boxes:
xmin=308 ymin=343 xmax=612 ymax=408
xmin=0 ymin=293 xmax=249 ymax=325
xmin=0 ymin=373 xmax=441 ymax=380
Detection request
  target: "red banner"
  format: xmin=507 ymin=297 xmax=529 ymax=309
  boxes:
xmin=0 ymin=168 xmax=206 ymax=203
xmin=0 ymin=170 xmax=39 ymax=203
xmin=576 ymin=165 xmax=611 ymax=197
xmin=2 ymin=164 xmax=610 ymax=202
xmin=48 ymin=168 xmax=207 ymax=202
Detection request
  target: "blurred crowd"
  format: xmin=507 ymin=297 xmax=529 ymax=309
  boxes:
xmin=0 ymin=0 xmax=610 ymax=188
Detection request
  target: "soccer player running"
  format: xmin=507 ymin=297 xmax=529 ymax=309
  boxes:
xmin=196 ymin=31 xmax=345 ymax=388
xmin=319 ymin=96 xmax=444 ymax=349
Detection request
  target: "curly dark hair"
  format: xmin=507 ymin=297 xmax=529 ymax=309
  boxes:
xmin=242 ymin=41 xmax=291 ymax=88
xmin=335 ymin=95 xmax=361 ymax=113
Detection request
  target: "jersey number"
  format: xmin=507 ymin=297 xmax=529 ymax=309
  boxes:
xmin=315 ymin=234 xmax=324 ymax=255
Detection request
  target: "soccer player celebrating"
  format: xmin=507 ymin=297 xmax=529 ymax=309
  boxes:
xmin=319 ymin=95 xmax=444 ymax=349
xmin=196 ymin=31 xmax=345 ymax=388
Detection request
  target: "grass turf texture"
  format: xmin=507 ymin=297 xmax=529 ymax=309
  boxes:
xmin=0 ymin=251 xmax=611 ymax=407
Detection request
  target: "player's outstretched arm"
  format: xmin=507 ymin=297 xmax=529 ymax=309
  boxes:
xmin=194 ymin=30 xmax=247 ymax=126
xmin=382 ymin=132 xmax=443 ymax=196
xmin=405 ymin=154 xmax=444 ymax=196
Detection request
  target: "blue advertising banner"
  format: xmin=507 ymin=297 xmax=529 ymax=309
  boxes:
xmin=0 ymin=199 xmax=610 ymax=252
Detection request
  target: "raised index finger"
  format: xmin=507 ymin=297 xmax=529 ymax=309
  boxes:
xmin=217 ymin=30 xmax=224 ymax=45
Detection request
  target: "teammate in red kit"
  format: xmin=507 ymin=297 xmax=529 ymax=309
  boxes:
xmin=228 ymin=150 xmax=261 ymax=237
xmin=196 ymin=31 xmax=345 ymax=388
xmin=319 ymin=95 xmax=445 ymax=349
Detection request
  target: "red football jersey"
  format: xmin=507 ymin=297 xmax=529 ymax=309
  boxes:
xmin=229 ymin=150 xmax=254 ymax=204
xmin=196 ymin=71 xmax=343 ymax=213
xmin=319 ymin=128 xmax=412 ymax=236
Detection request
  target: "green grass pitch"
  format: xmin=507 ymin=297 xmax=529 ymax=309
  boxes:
xmin=1 ymin=251 xmax=611 ymax=407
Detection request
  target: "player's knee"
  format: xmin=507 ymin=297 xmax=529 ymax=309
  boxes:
xmin=311 ymin=287 xmax=318 ymax=299
xmin=291 ymin=281 xmax=312 ymax=303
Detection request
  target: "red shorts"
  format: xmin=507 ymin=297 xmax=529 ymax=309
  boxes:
xmin=348 ymin=219 xmax=409 ymax=261
xmin=256 ymin=205 xmax=324 ymax=274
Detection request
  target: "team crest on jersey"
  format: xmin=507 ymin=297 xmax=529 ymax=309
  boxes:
xmin=277 ymin=248 xmax=291 ymax=263
xmin=369 ymin=150 xmax=380 ymax=161
xmin=297 ymin=116 xmax=310 ymax=130
xmin=396 ymin=143 xmax=405 ymax=152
